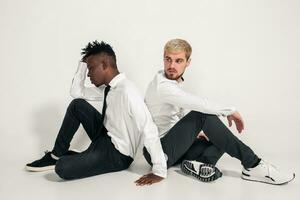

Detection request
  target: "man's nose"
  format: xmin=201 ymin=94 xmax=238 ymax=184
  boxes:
xmin=169 ymin=61 xmax=176 ymax=68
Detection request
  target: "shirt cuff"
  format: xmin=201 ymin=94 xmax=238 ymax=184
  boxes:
xmin=152 ymin=164 xmax=167 ymax=178
xmin=221 ymin=106 xmax=237 ymax=117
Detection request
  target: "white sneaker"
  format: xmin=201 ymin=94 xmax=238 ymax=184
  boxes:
xmin=241 ymin=160 xmax=295 ymax=185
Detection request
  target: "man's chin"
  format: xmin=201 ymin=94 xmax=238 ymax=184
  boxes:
xmin=165 ymin=72 xmax=181 ymax=81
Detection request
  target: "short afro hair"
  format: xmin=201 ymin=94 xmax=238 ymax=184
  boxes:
xmin=81 ymin=40 xmax=117 ymax=68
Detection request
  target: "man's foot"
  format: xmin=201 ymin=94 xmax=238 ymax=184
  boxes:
xmin=181 ymin=160 xmax=222 ymax=182
xmin=25 ymin=151 xmax=56 ymax=172
xmin=242 ymin=160 xmax=295 ymax=185
xmin=25 ymin=150 xmax=79 ymax=172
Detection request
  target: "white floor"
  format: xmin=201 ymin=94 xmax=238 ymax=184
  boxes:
xmin=1 ymin=152 xmax=299 ymax=200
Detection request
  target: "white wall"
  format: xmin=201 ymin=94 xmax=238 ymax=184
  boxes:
xmin=1 ymin=0 xmax=299 ymax=161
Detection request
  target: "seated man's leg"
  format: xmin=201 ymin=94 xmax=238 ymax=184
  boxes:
xmin=144 ymin=110 xmax=258 ymax=169
xmin=26 ymin=98 xmax=104 ymax=171
xmin=143 ymin=111 xmax=207 ymax=168
xmin=200 ymin=112 xmax=260 ymax=169
xmin=55 ymin=134 xmax=133 ymax=180
xmin=182 ymin=139 xmax=224 ymax=165
xmin=52 ymin=98 xmax=103 ymax=157
xmin=180 ymin=111 xmax=295 ymax=185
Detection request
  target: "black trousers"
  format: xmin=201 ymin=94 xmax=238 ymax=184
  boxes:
xmin=52 ymin=99 xmax=133 ymax=180
xmin=144 ymin=111 xmax=259 ymax=169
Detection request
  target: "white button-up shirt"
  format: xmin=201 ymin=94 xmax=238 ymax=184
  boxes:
xmin=145 ymin=70 xmax=236 ymax=137
xmin=70 ymin=62 xmax=167 ymax=178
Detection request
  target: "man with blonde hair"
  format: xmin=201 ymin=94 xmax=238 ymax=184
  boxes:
xmin=135 ymin=39 xmax=295 ymax=185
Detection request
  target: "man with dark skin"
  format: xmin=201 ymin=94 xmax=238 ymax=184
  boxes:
xmin=26 ymin=41 xmax=167 ymax=184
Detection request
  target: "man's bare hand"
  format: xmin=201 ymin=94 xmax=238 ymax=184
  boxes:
xmin=135 ymin=173 xmax=164 ymax=186
xmin=197 ymin=131 xmax=209 ymax=141
xmin=227 ymin=111 xmax=244 ymax=133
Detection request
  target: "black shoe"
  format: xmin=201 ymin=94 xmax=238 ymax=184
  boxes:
xmin=25 ymin=150 xmax=80 ymax=172
xmin=26 ymin=151 xmax=56 ymax=172
xmin=181 ymin=160 xmax=222 ymax=182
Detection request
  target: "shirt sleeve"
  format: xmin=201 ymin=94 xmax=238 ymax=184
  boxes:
xmin=70 ymin=61 xmax=105 ymax=101
xmin=128 ymin=92 xmax=167 ymax=178
xmin=158 ymin=81 xmax=236 ymax=117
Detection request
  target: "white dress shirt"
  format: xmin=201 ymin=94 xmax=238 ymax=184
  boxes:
xmin=145 ymin=70 xmax=236 ymax=137
xmin=70 ymin=62 xmax=167 ymax=178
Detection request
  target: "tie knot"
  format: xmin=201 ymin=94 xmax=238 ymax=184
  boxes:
xmin=104 ymin=85 xmax=111 ymax=97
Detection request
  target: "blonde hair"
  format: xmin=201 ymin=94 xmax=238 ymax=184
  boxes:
xmin=164 ymin=39 xmax=192 ymax=60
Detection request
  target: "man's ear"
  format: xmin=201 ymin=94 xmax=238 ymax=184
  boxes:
xmin=101 ymin=59 xmax=108 ymax=70
xmin=186 ymin=58 xmax=191 ymax=68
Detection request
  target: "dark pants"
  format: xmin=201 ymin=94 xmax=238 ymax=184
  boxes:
xmin=144 ymin=111 xmax=259 ymax=169
xmin=52 ymin=99 xmax=133 ymax=180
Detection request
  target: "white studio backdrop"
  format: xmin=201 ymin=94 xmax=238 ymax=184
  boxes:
xmin=0 ymin=0 xmax=299 ymax=164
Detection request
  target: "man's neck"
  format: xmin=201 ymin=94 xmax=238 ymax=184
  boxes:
xmin=105 ymin=69 xmax=120 ymax=85
xmin=176 ymin=77 xmax=183 ymax=83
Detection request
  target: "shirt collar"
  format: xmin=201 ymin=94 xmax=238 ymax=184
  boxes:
xmin=108 ymin=73 xmax=126 ymax=88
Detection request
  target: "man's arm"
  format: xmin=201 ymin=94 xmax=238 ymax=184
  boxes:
xmin=127 ymin=92 xmax=167 ymax=185
xmin=70 ymin=61 xmax=104 ymax=101
xmin=159 ymin=81 xmax=244 ymax=133
xmin=159 ymin=81 xmax=236 ymax=117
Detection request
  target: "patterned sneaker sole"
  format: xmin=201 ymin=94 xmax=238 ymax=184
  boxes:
xmin=181 ymin=160 xmax=222 ymax=182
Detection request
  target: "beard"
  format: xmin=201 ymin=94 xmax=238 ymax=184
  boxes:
xmin=164 ymin=70 xmax=184 ymax=81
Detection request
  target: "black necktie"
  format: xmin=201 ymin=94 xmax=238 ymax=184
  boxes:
xmin=99 ymin=85 xmax=111 ymax=133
